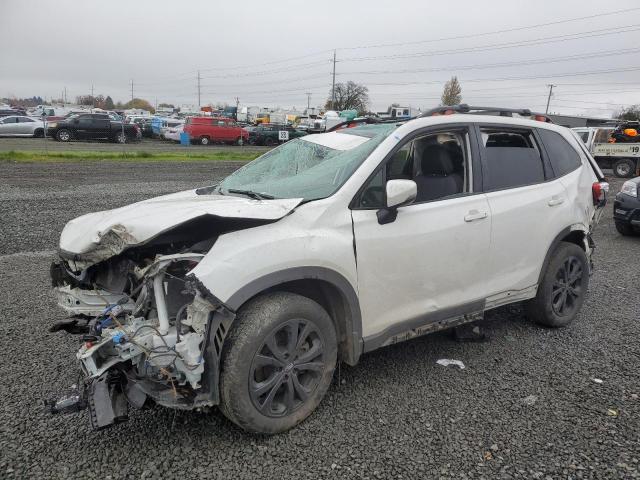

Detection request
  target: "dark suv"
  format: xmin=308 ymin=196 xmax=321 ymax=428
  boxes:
xmin=47 ymin=113 xmax=141 ymax=143
xmin=248 ymin=124 xmax=307 ymax=146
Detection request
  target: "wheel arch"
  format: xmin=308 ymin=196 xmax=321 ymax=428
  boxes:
xmin=223 ymin=267 xmax=363 ymax=366
xmin=537 ymin=226 xmax=590 ymax=285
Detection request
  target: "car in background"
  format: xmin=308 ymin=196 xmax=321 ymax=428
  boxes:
xmin=0 ymin=108 xmax=27 ymax=118
xmin=164 ymin=124 xmax=184 ymax=143
xmin=613 ymin=176 xmax=640 ymax=235
xmin=247 ymin=124 xmax=307 ymax=146
xmin=160 ymin=119 xmax=184 ymax=139
xmin=183 ymin=116 xmax=248 ymax=145
xmin=47 ymin=113 xmax=140 ymax=143
xmin=0 ymin=116 xmax=46 ymax=137
xmin=133 ymin=117 xmax=154 ymax=138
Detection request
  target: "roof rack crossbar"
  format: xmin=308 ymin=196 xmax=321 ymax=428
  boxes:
xmin=419 ymin=104 xmax=539 ymax=118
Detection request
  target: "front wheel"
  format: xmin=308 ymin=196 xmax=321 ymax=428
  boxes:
xmin=526 ymin=242 xmax=589 ymax=328
xmin=219 ymin=292 xmax=337 ymax=434
xmin=200 ymin=136 xmax=210 ymax=145
xmin=264 ymin=137 xmax=275 ymax=146
xmin=615 ymin=221 xmax=634 ymax=236
xmin=613 ymin=158 xmax=635 ymax=178
xmin=114 ymin=131 xmax=127 ymax=144
xmin=56 ymin=129 xmax=71 ymax=142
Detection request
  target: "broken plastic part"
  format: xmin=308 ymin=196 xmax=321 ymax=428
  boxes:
xmin=436 ymin=359 xmax=466 ymax=369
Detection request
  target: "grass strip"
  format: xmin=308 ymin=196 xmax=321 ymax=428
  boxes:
xmin=0 ymin=149 xmax=263 ymax=163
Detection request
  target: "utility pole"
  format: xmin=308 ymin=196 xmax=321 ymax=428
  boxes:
xmin=545 ymin=84 xmax=556 ymax=114
xmin=130 ymin=79 xmax=134 ymax=102
xmin=91 ymin=84 xmax=94 ymax=107
xmin=235 ymin=96 xmax=240 ymax=121
xmin=331 ymin=50 xmax=336 ymax=110
xmin=306 ymin=92 xmax=311 ymax=112
xmin=197 ymin=70 xmax=201 ymax=108
xmin=64 ymin=86 xmax=67 ymax=105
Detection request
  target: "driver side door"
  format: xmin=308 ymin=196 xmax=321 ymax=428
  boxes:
xmin=350 ymin=126 xmax=492 ymax=348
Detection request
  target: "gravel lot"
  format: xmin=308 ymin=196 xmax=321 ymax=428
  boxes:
xmin=0 ymin=161 xmax=638 ymax=479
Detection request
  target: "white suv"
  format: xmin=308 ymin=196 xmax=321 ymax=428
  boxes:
xmin=50 ymin=107 xmax=608 ymax=433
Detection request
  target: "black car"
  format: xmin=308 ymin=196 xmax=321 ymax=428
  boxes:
xmin=613 ymin=176 xmax=640 ymax=235
xmin=47 ymin=113 xmax=141 ymax=143
xmin=248 ymin=124 xmax=307 ymax=146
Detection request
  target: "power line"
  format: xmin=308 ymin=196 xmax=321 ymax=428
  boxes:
xmin=339 ymin=7 xmax=640 ymax=51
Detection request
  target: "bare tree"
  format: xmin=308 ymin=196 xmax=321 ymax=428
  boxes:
xmin=615 ymin=105 xmax=640 ymax=121
xmin=441 ymin=76 xmax=462 ymax=106
xmin=325 ymin=81 xmax=369 ymax=113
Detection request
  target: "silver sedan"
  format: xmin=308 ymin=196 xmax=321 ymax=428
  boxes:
xmin=0 ymin=116 xmax=46 ymax=137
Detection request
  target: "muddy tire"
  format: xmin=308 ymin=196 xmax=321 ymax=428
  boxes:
xmin=613 ymin=158 xmax=635 ymax=178
xmin=219 ymin=292 xmax=337 ymax=434
xmin=526 ymin=242 xmax=589 ymax=328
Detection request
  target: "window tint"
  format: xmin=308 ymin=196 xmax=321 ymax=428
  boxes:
xmin=538 ymin=129 xmax=582 ymax=177
xmin=19 ymin=117 xmax=35 ymax=123
xmin=481 ymin=129 xmax=544 ymax=191
xmin=577 ymin=131 xmax=589 ymax=143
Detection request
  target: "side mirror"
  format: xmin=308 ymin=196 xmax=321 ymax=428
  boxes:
xmin=377 ymin=179 xmax=417 ymax=225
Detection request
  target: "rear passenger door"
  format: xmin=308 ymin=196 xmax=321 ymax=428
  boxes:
xmin=476 ymin=125 xmax=568 ymax=298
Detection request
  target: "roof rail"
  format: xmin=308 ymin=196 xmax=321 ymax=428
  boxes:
xmin=418 ymin=104 xmax=552 ymax=122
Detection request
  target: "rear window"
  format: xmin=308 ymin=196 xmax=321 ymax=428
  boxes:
xmin=538 ymin=129 xmax=582 ymax=177
xmin=481 ymin=128 xmax=545 ymax=191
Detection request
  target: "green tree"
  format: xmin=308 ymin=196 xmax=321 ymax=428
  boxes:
xmin=325 ymin=81 xmax=369 ymax=113
xmin=441 ymin=76 xmax=462 ymax=106
xmin=104 ymin=96 xmax=115 ymax=109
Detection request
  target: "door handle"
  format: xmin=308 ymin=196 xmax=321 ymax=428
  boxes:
xmin=464 ymin=210 xmax=488 ymax=222
xmin=548 ymin=196 xmax=565 ymax=207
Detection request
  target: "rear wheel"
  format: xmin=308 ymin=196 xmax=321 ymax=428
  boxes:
xmin=264 ymin=137 xmax=275 ymax=146
xmin=615 ymin=221 xmax=634 ymax=236
xmin=33 ymin=128 xmax=44 ymax=138
xmin=526 ymin=242 xmax=589 ymax=328
xmin=613 ymin=158 xmax=635 ymax=178
xmin=200 ymin=136 xmax=210 ymax=145
xmin=219 ymin=292 xmax=337 ymax=434
xmin=56 ymin=129 xmax=71 ymax=142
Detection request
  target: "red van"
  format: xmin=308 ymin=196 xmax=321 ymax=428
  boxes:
xmin=183 ymin=117 xmax=249 ymax=145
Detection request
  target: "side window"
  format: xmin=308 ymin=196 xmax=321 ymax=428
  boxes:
xmin=480 ymin=128 xmax=544 ymax=191
xmin=538 ymin=129 xmax=582 ymax=177
xmin=355 ymin=130 xmax=468 ymax=208
xmin=19 ymin=117 xmax=35 ymax=123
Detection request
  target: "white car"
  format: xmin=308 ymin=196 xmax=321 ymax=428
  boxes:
xmin=49 ymin=107 xmax=608 ymax=433
xmin=0 ymin=116 xmax=46 ymax=137
xmin=164 ymin=124 xmax=184 ymax=142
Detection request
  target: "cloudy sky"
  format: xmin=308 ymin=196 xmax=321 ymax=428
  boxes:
xmin=1 ymin=0 xmax=638 ymax=116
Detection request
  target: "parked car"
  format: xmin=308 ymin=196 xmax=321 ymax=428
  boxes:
xmin=248 ymin=124 xmax=307 ymax=146
xmin=183 ymin=116 xmax=249 ymax=145
xmin=613 ymin=176 xmax=640 ymax=235
xmin=49 ymin=108 xmax=607 ymax=434
xmin=0 ymin=116 xmax=46 ymax=137
xmin=0 ymin=108 xmax=27 ymax=118
xmin=47 ymin=113 xmax=140 ymax=143
xmin=160 ymin=119 xmax=184 ymax=139
xmin=132 ymin=117 xmax=154 ymax=138
xmin=164 ymin=124 xmax=184 ymax=143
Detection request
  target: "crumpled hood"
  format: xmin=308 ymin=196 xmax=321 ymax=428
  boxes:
xmin=59 ymin=189 xmax=302 ymax=261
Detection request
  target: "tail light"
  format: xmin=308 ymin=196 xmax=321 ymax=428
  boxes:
xmin=592 ymin=181 xmax=609 ymax=207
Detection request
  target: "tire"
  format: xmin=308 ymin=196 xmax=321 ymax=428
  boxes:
xmin=526 ymin=242 xmax=589 ymax=328
xmin=56 ymin=129 xmax=71 ymax=142
xmin=264 ymin=137 xmax=275 ymax=147
xmin=236 ymin=137 xmax=244 ymax=146
xmin=219 ymin=292 xmax=337 ymax=434
xmin=33 ymin=129 xmax=44 ymax=138
xmin=114 ymin=131 xmax=127 ymax=144
xmin=615 ymin=221 xmax=634 ymax=236
xmin=613 ymin=158 xmax=635 ymax=178
xmin=200 ymin=136 xmax=210 ymax=145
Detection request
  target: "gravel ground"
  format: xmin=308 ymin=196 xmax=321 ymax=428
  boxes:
xmin=0 ymin=162 xmax=638 ymax=479
xmin=0 ymin=137 xmax=269 ymax=153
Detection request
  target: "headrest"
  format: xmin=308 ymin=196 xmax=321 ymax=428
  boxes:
xmin=420 ymin=144 xmax=456 ymax=175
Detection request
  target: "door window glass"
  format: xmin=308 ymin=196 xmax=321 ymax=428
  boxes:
xmin=480 ymin=129 xmax=544 ymax=191
xmin=538 ymin=129 xmax=582 ymax=177
xmin=19 ymin=117 xmax=35 ymax=123
xmin=355 ymin=130 xmax=468 ymax=207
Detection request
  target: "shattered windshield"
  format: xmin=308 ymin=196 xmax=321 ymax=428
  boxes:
xmin=218 ymin=124 xmax=395 ymax=201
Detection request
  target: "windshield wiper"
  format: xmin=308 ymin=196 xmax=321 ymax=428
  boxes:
xmin=226 ymin=188 xmax=276 ymax=200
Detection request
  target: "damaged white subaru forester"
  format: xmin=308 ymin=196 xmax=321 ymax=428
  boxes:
xmin=49 ymin=106 xmax=608 ymax=433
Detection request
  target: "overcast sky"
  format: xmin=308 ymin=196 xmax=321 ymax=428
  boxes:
xmin=1 ymin=0 xmax=638 ymax=116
